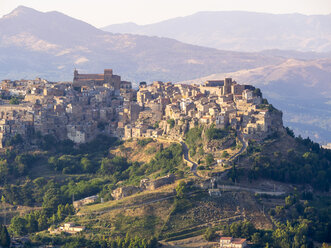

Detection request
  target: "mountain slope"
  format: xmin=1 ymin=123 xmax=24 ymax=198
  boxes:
xmin=0 ymin=6 xmax=284 ymax=83
xmin=103 ymin=11 xmax=331 ymax=53
xmin=181 ymin=58 xmax=331 ymax=144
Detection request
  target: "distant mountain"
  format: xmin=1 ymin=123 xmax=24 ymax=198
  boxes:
xmin=0 ymin=6 xmax=284 ymax=83
xmin=258 ymin=49 xmax=331 ymax=60
xmin=181 ymin=58 xmax=331 ymax=144
xmin=103 ymin=11 xmax=331 ymax=53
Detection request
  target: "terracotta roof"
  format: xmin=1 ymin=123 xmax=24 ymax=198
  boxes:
xmin=220 ymin=237 xmax=232 ymax=240
xmin=232 ymin=238 xmax=246 ymax=244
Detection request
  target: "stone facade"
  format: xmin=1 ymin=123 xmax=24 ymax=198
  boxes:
xmin=73 ymin=195 xmax=98 ymax=209
xmin=73 ymin=69 xmax=121 ymax=91
xmin=111 ymin=186 xmax=141 ymax=200
xmin=140 ymin=174 xmax=175 ymax=191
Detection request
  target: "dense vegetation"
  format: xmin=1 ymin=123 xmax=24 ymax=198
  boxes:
xmin=220 ymin=191 xmax=331 ymax=247
xmin=24 ymin=234 xmax=159 ymax=248
xmin=247 ymin=135 xmax=331 ymax=191
xmin=0 ymin=224 xmax=10 ymax=248
xmin=185 ymin=126 xmax=203 ymax=157
xmin=0 ymin=123 xmax=330 ymax=246
xmin=205 ymin=125 xmax=228 ymax=140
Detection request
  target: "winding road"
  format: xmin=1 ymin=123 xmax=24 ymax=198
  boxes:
xmin=180 ymin=141 xmax=200 ymax=177
xmin=180 ymin=131 xmax=247 ymax=178
xmin=228 ymin=132 xmax=247 ymax=162
xmin=217 ymin=184 xmax=285 ymax=196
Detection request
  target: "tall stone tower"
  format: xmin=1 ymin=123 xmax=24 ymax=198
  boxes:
xmin=224 ymin=78 xmax=232 ymax=95
xmin=104 ymin=69 xmax=120 ymax=91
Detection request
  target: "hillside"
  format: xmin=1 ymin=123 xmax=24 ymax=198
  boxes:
xmin=180 ymin=58 xmax=331 ymax=144
xmin=103 ymin=11 xmax=331 ymax=53
xmin=0 ymin=6 xmax=284 ymax=83
xmin=0 ymin=76 xmax=329 ymax=246
xmin=1 ymin=127 xmax=330 ymax=247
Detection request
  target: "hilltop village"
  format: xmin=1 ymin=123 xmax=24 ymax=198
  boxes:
xmin=0 ymin=69 xmax=283 ymax=148
xmin=1 ymin=69 xmax=331 ymax=248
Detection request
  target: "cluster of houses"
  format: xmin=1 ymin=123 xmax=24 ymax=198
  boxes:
xmin=0 ymin=69 xmax=135 ymax=147
xmin=0 ymin=69 xmax=283 ymax=148
xmin=125 ymin=78 xmax=283 ymax=141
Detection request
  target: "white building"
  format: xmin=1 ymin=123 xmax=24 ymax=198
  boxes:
xmin=220 ymin=237 xmax=247 ymax=248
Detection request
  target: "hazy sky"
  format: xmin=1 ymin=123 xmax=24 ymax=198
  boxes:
xmin=1 ymin=0 xmax=331 ymax=27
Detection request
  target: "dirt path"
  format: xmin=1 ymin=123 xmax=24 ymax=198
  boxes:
xmin=228 ymin=131 xmax=247 ymax=162
xmin=217 ymin=184 xmax=285 ymax=196
xmin=180 ymin=141 xmax=201 ymax=178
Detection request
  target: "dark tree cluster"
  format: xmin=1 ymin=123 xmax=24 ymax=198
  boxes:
xmin=32 ymin=234 xmax=158 ymax=248
xmin=247 ymin=134 xmax=331 ymax=191
xmin=0 ymin=224 xmax=10 ymax=248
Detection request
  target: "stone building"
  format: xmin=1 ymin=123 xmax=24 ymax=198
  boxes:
xmin=140 ymin=174 xmax=175 ymax=190
xmin=73 ymin=69 xmax=123 ymax=91
xmin=73 ymin=195 xmax=98 ymax=209
xmin=111 ymin=186 xmax=141 ymax=200
xmin=220 ymin=237 xmax=247 ymax=248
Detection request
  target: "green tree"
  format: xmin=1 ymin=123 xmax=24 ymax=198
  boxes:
xmin=81 ymin=157 xmax=93 ymax=173
xmin=205 ymin=154 xmax=215 ymax=166
xmin=0 ymin=160 xmax=9 ymax=185
xmin=285 ymin=195 xmax=295 ymax=207
xmin=221 ymin=151 xmax=229 ymax=158
xmin=167 ymin=119 xmax=175 ymax=128
xmin=175 ymin=181 xmax=187 ymax=199
xmin=0 ymin=224 xmax=10 ymax=248
xmin=9 ymin=97 xmax=19 ymax=105
xmin=37 ymin=212 xmax=48 ymax=230
xmin=42 ymin=187 xmax=61 ymax=212
xmin=57 ymin=204 xmax=65 ymax=220
xmin=26 ymin=214 xmax=38 ymax=233
xmin=148 ymin=237 xmax=158 ymax=248
xmin=251 ymin=232 xmax=262 ymax=245
xmin=205 ymin=125 xmax=226 ymax=140
xmin=10 ymin=216 xmax=27 ymax=236
xmin=5 ymin=134 xmax=23 ymax=146
xmin=204 ymin=227 xmax=216 ymax=241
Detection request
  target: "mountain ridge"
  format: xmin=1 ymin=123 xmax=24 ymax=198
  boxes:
xmin=102 ymin=11 xmax=331 ymax=53
xmin=0 ymin=6 xmax=285 ymax=82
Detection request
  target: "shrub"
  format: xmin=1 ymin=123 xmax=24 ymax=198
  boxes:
xmin=9 ymin=97 xmax=19 ymax=105
xmin=205 ymin=125 xmax=226 ymax=140
xmin=221 ymin=151 xmax=229 ymax=158
xmin=137 ymin=138 xmax=153 ymax=147
xmin=204 ymin=227 xmax=217 ymax=241
xmin=205 ymin=154 xmax=215 ymax=166
xmin=167 ymin=119 xmax=175 ymax=128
